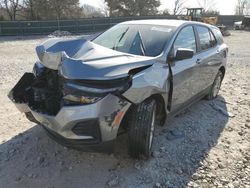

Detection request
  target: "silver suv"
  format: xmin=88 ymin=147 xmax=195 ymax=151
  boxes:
xmin=9 ymin=20 xmax=228 ymax=158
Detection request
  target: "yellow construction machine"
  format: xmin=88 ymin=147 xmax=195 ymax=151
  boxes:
xmin=180 ymin=8 xmax=230 ymax=36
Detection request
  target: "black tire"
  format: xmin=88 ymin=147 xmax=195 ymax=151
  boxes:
xmin=128 ymin=99 xmax=157 ymax=158
xmin=206 ymin=71 xmax=223 ymax=100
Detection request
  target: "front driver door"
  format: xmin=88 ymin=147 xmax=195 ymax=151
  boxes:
xmin=170 ymin=25 xmax=201 ymax=112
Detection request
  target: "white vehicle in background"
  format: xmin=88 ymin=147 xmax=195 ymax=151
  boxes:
xmin=234 ymin=16 xmax=250 ymax=30
xmin=234 ymin=21 xmax=243 ymax=30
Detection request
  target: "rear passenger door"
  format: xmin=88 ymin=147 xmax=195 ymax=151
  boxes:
xmin=194 ymin=25 xmax=222 ymax=91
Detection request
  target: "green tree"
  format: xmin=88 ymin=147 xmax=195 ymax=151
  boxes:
xmin=105 ymin=0 xmax=160 ymax=16
xmin=105 ymin=0 xmax=122 ymax=16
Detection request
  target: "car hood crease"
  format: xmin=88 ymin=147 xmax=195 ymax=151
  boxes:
xmin=36 ymin=38 xmax=155 ymax=80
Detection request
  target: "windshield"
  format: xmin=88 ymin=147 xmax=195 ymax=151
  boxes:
xmin=92 ymin=24 xmax=174 ymax=57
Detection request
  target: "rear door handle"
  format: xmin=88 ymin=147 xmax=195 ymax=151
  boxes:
xmin=196 ymin=59 xmax=202 ymax=64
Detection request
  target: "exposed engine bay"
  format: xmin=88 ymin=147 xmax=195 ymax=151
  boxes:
xmin=9 ymin=65 xmax=62 ymax=115
xmin=9 ymin=64 xmax=134 ymax=116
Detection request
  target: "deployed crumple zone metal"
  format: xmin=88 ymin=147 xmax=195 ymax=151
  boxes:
xmin=8 ymin=19 xmax=228 ymax=158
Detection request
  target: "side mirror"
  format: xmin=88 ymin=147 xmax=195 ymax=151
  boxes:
xmin=175 ymin=48 xmax=194 ymax=61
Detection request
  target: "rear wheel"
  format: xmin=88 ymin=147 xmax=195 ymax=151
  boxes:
xmin=206 ymin=71 xmax=223 ymax=100
xmin=128 ymin=99 xmax=157 ymax=158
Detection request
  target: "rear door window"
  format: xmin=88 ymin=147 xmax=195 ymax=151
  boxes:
xmin=211 ymin=27 xmax=224 ymax=44
xmin=197 ymin=26 xmax=218 ymax=50
xmin=209 ymin=30 xmax=217 ymax=47
xmin=197 ymin=26 xmax=211 ymax=50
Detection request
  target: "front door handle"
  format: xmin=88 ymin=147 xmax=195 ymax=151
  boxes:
xmin=196 ymin=59 xmax=202 ymax=64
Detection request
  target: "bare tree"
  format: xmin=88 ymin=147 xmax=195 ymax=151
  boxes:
xmin=197 ymin=0 xmax=216 ymax=11
xmin=247 ymin=2 xmax=250 ymax=15
xmin=235 ymin=0 xmax=250 ymax=15
xmin=22 ymin=0 xmax=37 ymax=20
xmin=173 ymin=0 xmax=186 ymax=15
xmin=2 ymin=0 xmax=20 ymax=20
xmin=99 ymin=0 xmax=109 ymax=17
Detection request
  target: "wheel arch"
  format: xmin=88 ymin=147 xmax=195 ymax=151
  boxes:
xmin=119 ymin=94 xmax=167 ymax=131
xmin=219 ymin=66 xmax=226 ymax=80
xmin=148 ymin=94 xmax=167 ymax=126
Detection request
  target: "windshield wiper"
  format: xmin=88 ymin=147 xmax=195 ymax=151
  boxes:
xmin=137 ymin=31 xmax=146 ymax=56
xmin=113 ymin=27 xmax=129 ymax=50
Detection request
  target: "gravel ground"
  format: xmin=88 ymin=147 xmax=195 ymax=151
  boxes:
xmin=0 ymin=31 xmax=249 ymax=188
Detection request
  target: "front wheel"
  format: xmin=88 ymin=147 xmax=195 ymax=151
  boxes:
xmin=206 ymin=70 xmax=223 ymax=100
xmin=128 ymin=99 xmax=157 ymax=158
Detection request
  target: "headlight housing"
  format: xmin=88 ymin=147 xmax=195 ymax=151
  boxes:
xmin=63 ymin=94 xmax=101 ymax=105
xmin=62 ymin=76 xmax=132 ymax=105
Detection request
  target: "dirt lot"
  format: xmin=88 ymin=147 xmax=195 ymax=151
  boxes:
xmin=0 ymin=31 xmax=249 ymax=188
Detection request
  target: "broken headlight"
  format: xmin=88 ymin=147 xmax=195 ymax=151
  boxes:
xmin=62 ymin=77 xmax=132 ymax=105
xmin=63 ymin=94 xmax=101 ymax=105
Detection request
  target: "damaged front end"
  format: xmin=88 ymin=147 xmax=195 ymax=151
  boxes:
xmin=8 ymin=62 xmax=132 ymax=149
xmin=8 ymin=35 xmax=169 ymax=153
xmin=8 ymin=37 xmax=159 ymax=150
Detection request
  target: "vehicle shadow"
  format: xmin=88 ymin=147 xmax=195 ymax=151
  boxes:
xmin=0 ymin=95 xmax=229 ymax=188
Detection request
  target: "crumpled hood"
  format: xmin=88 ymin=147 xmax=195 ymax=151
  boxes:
xmin=36 ymin=38 xmax=156 ymax=80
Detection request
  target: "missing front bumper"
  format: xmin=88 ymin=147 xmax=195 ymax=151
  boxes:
xmin=8 ymin=73 xmax=132 ymax=145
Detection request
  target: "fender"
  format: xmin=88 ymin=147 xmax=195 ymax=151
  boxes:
xmin=122 ymin=63 xmax=170 ymax=105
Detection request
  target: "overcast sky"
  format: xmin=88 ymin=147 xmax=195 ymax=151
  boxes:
xmin=80 ymin=0 xmax=237 ymax=15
